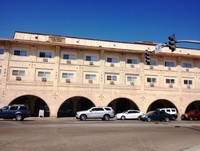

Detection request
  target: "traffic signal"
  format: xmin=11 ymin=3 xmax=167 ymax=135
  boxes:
xmin=145 ymin=51 xmax=151 ymax=65
xmin=168 ymin=34 xmax=176 ymax=52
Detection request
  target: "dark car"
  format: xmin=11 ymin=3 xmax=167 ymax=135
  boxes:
xmin=181 ymin=110 xmax=200 ymax=120
xmin=0 ymin=104 xmax=30 ymax=121
xmin=139 ymin=110 xmax=173 ymax=122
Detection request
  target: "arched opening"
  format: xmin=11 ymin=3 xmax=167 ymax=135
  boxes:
xmin=108 ymin=98 xmax=139 ymax=114
xmin=185 ymin=100 xmax=200 ymax=113
xmin=57 ymin=96 xmax=95 ymax=118
xmin=147 ymin=99 xmax=178 ymax=113
xmin=9 ymin=95 xmax=50 ymax=117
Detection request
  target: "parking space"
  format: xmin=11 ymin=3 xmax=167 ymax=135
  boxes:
xmin=0 ymin=118 xmax=200 ymax=151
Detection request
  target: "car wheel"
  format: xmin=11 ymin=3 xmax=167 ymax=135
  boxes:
xmin=121 ymin=116 xmax=126 ymax=120
xmin=15 ymin=114 xmax=23 ymax=121
xmin=147 ymin=117 xmax=151 ymax=122
xmin=80 ymin=114 xmax=86 ymax=121
xmin=165 ymin=117 xmax=170 ymax=122
xmin=189 ymin=117 xmax=193 ymax=121
xmin=103 ymin=115 xmax=110 ymax=121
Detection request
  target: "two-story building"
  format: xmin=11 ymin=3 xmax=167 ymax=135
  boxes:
xmin=0 ymin=31 xmax=200 ymax=117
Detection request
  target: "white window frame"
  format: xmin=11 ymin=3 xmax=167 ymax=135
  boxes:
xmin=0 ymin=49 xmax=4 ymax=55
xmin=107 ymin=75 xmax=117 ymax=81
xmin=127 ymin=58 xmax=138 ymax=64
xmin=85 ymin=74 xmax=96 ymax=80
xmin=127 ymin=76 xmax=137 ymax=82
xmin=38 ymin=71 xmax=51 ymax=78
xmin=14 ymin=50 xmax=28 ymax=56
xmin=150 ymin=60 xmax=157 ymax=66
xmin=147 ymin=77 xmax=157 ymax=83
xmin=182 ymin=62 xmax=192 ymax=68
xmin=166 ymin=79 xmax=175 ymax=84
xmin=62 ymin=72 xmax=74 ymax=79
xmin=184 ymin=79 xmax=193 ymax=85
xmin=63 ymin=54 xmax=76 ymax=60
xmin=164 ymin=61 xmax=175 ymax=67
xmin=85 ymin=55 xmax=97 ymax=62
xmin=106 ymin=57 xmax=118 ymax=63
xmin=39 ymin=52 xmax=52 ymax=58
xmin=12 ymin=70 xmax=25 ymax=76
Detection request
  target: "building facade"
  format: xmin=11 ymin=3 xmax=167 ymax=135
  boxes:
xmin=0 ymin=31 xmax=200 ymax=117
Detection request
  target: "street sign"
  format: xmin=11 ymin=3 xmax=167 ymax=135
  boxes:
xmin=155 ymin=44 xmax=162 ymax=54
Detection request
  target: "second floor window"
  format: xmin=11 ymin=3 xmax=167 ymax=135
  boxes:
xmin=12 ymin=70 xmax=25 ymax=76
xmin=14 ymin=50 xmax=27 ymax=56
xmin=62 ymin=73 xmax=74 ymax=79
xmin=0 ymin=49 xmax=4 ymax=55
xmin=127 ymin=59 xmax=138 ymax=64
xmin=184 ymin=80 xmax=192 ymax=85
xmin=165 ymin=61 xmax=175 ymax=67
xmin=107 ymin=75 xmax=117 ymax=81
xmin=147 ymin=78 xmax=157 ymax=83
xmin=107 ymin=57 xmax=118 ymax=63
xmin=86 ymin=56 xmax=97 ymax=61
xmin=38 ymin=71 xmax=50 ymax=78
xmin=63 ymin=54 xmax=75 ymax=60
xmin=183 ymin=63 xmax=192 ymax=68
xmin=39 ymin=52 xmax=52 ymax=58
xmin=151 ymin=60 xmax=157 ymax=66
xmin=127 ymin=76 xmax=137 ymax=82
xmin=166 ymin=79 xmax=175 ymax=84
xmin=85 ymin=74 xmax=96 ymax=80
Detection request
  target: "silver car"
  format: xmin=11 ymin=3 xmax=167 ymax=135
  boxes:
xmin=76 ymin=107 xmax=115 ymax=121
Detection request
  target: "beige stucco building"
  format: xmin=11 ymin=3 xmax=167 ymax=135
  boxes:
xmin=0 ymin=31 xmax=200 ymax=117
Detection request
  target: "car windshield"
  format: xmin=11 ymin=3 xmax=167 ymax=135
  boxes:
xmin=146 ymin=111 xmax=154 ymax=115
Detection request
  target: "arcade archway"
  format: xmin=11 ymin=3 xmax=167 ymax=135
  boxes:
xmin=147 ymin=99 xmax=178 ymax=113
xmin=108 ymin=98 xmax=139 ymax=114
xmin=185 ymin=100 xmax=200 ymax=113
xmin=9 ymin=95 xmax=50 ymax=117
xmin=57 ymin=96 xmax=95 ymax=118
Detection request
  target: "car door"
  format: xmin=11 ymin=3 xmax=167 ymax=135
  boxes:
xmin=8 ymin=106 xmax=18 ymax=117
xmin=127 ymin=110 xmax=139 ymax=119
xmin=0 ymin=106 xmax=10 ymax=118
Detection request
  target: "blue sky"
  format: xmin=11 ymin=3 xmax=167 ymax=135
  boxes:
xmin=0 ymin=0 xmax=199 ymax=49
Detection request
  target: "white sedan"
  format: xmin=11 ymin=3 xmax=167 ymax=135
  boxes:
xmin=116 ymin=110 xmax=144 ymax=120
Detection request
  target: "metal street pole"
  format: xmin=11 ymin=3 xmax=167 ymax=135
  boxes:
xmin=176 ymin=40 xmax=200 ymax=44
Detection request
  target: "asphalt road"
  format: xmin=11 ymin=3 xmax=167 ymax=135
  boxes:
xmin=0 ymin=118 xmax=200 ymax=151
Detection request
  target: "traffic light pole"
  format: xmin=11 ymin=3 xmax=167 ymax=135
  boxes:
xmin=176 ymin=40 xmax=200 ymax=44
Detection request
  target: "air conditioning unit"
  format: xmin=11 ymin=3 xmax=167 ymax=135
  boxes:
xmin=130 ymin=64 xmax=134 ymax=68
xmin=187 ymin=84 xmax=191 ymax=89
xmin=16 ymin=76 xmax=21 ymax=81
xmin=110 ymin=81 xmax=114 ymax=85
xmin=110 ymin=63 xmax=115 ymax=67
xmin=186 ymin=68 xmax=189 ymax=72
xmin=150 ymin=65 xmax=154 ymax=69
xmin=41 ymin=78 xmax=47 ymax=82
xmin=169 ymin=83 xmax=173 ymax=88
xmin=66 ymin=60 xmax=71 ymax=64
xmin=130 ymin=82 xmax=134 ymax=85
xmin=88 ymin=79 xmax=93 ymax=83
xmin=43 ymin=58 xmax=48 ymax=62
xmin=65 ymin=79 xmax=71 ymax=83
xmin=89 ymin=62 xmax=94 ymax=65
xmin=150 ymin=83 xmax=154 ymax=87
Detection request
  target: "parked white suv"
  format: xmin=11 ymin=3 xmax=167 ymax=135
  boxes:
xmin=158 ymin=108 xmax=178 ymax=120
xmin=76 ymin=107 xmax=115 ymax=121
